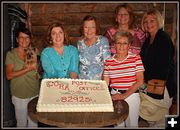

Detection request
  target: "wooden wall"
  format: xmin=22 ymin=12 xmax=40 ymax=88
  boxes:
xmin=18 ymin=2 xmax=177 ymax=52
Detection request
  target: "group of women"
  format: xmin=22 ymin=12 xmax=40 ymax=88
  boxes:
xmin=5 ymin=3 xmax=176 ymax=128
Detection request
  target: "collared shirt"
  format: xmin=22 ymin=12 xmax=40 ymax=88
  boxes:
xmin=104 ymin=52 xmax=144 ymax=89
xmin=77 ymin=35 xmax=111 ymax=80
xmin=41 ymin=45 xmax=79 ymax=79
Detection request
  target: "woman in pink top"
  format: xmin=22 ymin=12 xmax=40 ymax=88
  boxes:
xmin=103 ymin=30 xmax=144 ymax=127
xmin=104 ymin=4 xmax=145 ymax=55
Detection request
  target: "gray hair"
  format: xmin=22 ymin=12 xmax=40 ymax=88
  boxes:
xmin=113 ymin=30 xmax=133 ymax=44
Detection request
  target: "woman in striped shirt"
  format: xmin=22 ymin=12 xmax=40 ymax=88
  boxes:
xmin=103 ymin=30 xmax=144 ymax=127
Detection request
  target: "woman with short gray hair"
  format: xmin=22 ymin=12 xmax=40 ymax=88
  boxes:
xmin=103 ymin=30 xmax=144 ymax=127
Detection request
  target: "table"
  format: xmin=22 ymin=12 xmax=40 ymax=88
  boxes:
xmin=28 ymin=97 xmax=129 ymax=128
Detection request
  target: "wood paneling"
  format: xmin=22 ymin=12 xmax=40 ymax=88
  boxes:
xmin=19 ymin=3 xmax=178 ymax=52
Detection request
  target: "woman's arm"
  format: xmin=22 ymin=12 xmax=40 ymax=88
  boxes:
xmin=104 ymin=28 xmax=114 ymax=44
xmin=6 ymin=63 xmax=36 ymax=80
xmin=155 ymin=31 xmax=174 ymax=78
xmin=69 ymin=46 xmax=79 ymax=79
xmin=41 ymin=52 xmax=56 ymax=78
xmin=103 ymin=60 xmax=110 ymax=85
xmin=102 ymin=37 xmax=111 ymax=61
xmin=112 ymin=71 xmax=144 ymax=100
xmin=103 ymin=75 xmax=110 ymax=86
xmin=123 ymin=71 xmax=144 ymax=98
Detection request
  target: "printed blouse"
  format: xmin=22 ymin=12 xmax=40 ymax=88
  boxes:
xmin=104 ymin=27 xmax=145 ymax=55
xmin=77 ymin=35 xmax=111 ymax=80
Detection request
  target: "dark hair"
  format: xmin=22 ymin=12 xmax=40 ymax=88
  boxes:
xmin=16 ymin=27 xmax=31 ymax=39
xmin=80 ymin=15 xmax=100 ymax=35
xmin=46 ymin=22 xmax=69 ymax=46
xmin=115 ymin=4 xmax=134 ymax=29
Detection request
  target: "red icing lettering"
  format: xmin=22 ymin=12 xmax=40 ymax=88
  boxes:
xmin=60 ymin=96 xmax=92 ymax=103
xmin=79 ymin=86 xmax=102 ymax=91
xmin=46 ymin=81 xmax=69 ymax=90
xmin=72 ymin=81 xmax=87 ymax=86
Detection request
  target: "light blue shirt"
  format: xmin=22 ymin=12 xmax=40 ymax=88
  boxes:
xmin=77 ymin=35 xmax=111 ymax=80
xmin=41 ymin=45 xmax=79 ymax=79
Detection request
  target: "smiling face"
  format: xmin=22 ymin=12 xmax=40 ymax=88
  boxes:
xmin=143 ymin=14 xmax=159 ymax=34
xmin=17 ymin=32 xmax=30 ymax=49
xmin=115 ymin=36 xmax=130 ymax=55
xmin=83 ymin=20 xmax=97 ymax=39
xmin=51 ymin=27 xmax=65 ymax=47
xmin=116 ymin=7 xmax=130 ymax=26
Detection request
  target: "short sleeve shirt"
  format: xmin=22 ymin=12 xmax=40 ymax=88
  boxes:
xmin=5 ymin=49 xmax=39 ymax=99
xmin=103 ymin=52 xmax=144 ymax=90
xmin=77 ymin=35 xmax=111 ymax=80
xmin=41 ymin=45 xmax=79 ymax=79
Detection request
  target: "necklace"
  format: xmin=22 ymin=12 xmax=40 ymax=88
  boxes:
xmin=53 ymin=46 xmax=64 ymax=55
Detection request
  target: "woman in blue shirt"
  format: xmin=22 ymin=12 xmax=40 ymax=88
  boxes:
xmin=41 ymin=22 xmax=79 ymax=79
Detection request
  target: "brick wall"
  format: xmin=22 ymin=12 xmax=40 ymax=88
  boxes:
xmin=19 ymin=2 xmax=177 ymax=52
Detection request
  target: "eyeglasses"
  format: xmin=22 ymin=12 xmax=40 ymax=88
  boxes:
xmin=84 ymin=26 xmax=96 ymax=30
xmin=18 ymin=36 xmax=30 ymax=40
xmin=115 ymin=42 xmax=129 ymax=45
xmin=118 ymin=13 xmax=129 ymax=16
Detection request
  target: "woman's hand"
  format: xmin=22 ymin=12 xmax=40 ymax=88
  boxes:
xmin=24 ymin=62 xmax=37 ymax=71
xmin=6 ymin=62 xmax=37 ymax=80
xmin=112 ymin=93 xmax=126 ymax=100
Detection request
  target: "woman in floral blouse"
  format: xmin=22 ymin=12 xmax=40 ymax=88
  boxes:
xmin=77 ymin=15 xmax=111 ymax=80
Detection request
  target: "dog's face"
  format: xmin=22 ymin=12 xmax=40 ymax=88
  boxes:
xmin=24 ymin=47 xmax=37 ymax=64
xmin=24 ymin=47 xmax=41 ymax=79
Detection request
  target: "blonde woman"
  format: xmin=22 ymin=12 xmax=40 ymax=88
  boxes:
xmin=140 ymin=9 xmax=176 ymax=127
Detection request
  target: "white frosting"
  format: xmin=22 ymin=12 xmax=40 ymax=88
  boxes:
xmin=36 ymin=78 xmax=114 ymax=112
